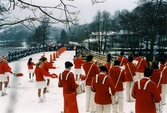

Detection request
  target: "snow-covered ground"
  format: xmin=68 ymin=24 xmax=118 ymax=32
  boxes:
xmin=0 ymin=50 xmax=167 ymax=113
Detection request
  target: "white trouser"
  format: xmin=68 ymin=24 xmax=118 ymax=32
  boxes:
xmin=161 ymin=84 xmax=167 ymax=105
xmin=96 ymin=103 xmax=111 ymax=113
xmin=112 ymin=91 xmax=124 ymax=113
xmin=126 ymin=82 xmax=134 ymax=101
xmin=155 ymin=102 xmax=162 ymax=113
xmin=135 ymin=72 xmax=144 ymax=81
xmin=85 ymin=86 xmax=96 ymax=112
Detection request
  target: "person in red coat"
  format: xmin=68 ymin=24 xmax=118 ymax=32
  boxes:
xmin=150 ymin=61 xmax=163 ymax=113
xmin=159 ymin=58 xmax=167 ymax=105
xmin=27 ymin=58 xmax=36 ymax=82
xmin=134 ymin=52 xmax=148 ymax=81
xmin=40 ymin=57 xmax=56 ymax=92
xmin=125 ymin=56 xmax=136 ymax=102
xmin=104 ymin=60 xmax=113 ymax=76
xmin=91 ymin=66 xmax=116 ymax=113
xmin=117 ymin=51 xmax=128 ymax=66
xmin=73 ymin=54 xmax=84 ymax=81
xmin=58 ymin=61 xmax=79 ymax=113
xmin=159 ymin=58 xmax=166 ymax=71
xmin=0 ymin=56 xmax=8 ymax=96
xmin=34 ymin=61 xmax=52 ymax=103
xmin=2 ymin=57 xmax=12 ymax=92
xmin=150 ymin=61 xmax=163 ymax=95
xmin=131 ymin=68 xmax=161 ymax=113
xmin=82 ymin=55 xmax=100 ymax=113
xmin=108 ymin=60 xmax=126 ymax=113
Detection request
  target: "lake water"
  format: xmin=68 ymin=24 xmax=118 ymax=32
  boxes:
xmin=0 ymin=47 xmax=27 ymax=56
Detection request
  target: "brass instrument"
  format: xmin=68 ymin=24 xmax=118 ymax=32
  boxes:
xmin=81 ymin=49 xmax=117 ymax=67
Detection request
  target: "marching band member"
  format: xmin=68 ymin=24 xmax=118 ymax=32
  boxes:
xmin=104 ymin=59 xmax=113 ymax=71
xmin=0 ymin=56 xmax=8 ymax=96
xmin=159 ymin=58 xmax=165 ymax=71
xmin=117 ymin=51 xmax=128 ymax=66
xmin=125 ymin=56 xmax=136 ymax=102
xmin=73 ymin=54 xmax=85 ymax=81
xmin=150 ymin=61 xmax=163 ymax=113
xmin=108 ymin=60 xmax=126 ymax=113
xmin=0 ymin=56 xmax=12 ymax=96
xmin=150 ymin=61 xmax=163 ymax=95
xmin=83 ymin=55 xmax=100 ymax=113
xmin=131 ymin=68 xmax=161 ymax=113
xmin=91 ymin=66 xmax=116 ymax=113
xmin=34 ymin=61 xmax=53 ymax=103
xmin=27 ymin=58 xmax=35 ymax=82
xmin=159 ymin=58 xmax=167 ymax=105
xmin=58 ymin=61 xmax=79 ymax=113
xmin=134 ymin=52 xmax=148 ymax=81
xmin=1 ymin=56 xmax=12 ymax=89
xmin=40 ymin=57 xmax=56 ymax=92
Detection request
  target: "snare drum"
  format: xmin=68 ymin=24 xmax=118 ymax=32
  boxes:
xmin=76 ymin=81 xmax=85 ymax=94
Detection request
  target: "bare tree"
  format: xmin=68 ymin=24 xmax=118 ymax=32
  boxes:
xmin=0 ymin=0 xmax=81 ymax=27
xmin=0 ymin=0 xmax=108 ymax=28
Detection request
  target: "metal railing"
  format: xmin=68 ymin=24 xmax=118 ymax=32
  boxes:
xmin=5 ymin=46 xmax=61 ymax=62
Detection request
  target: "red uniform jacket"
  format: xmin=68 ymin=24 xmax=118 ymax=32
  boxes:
xmin=132 ymin=77 xmax=161 ymax=113
xmin=73 ymin=57 xmax=84 ymax=69
xmin=109 ymin=66 xmax=126 ymax=91
xmin=104 ymin=63 xmax=113 ymax=75
xmin=91 ymin=73 xmax=116 ymax=104
xmin=43 ymin=62 xmax=56 ymax=72
xmin=34 ymin=67 xmax=52 ymax=81
xmin=125 ymin=62 xmax=136 ymax=82
xmin=161 ymin=65 xmax=167 ymax=84
xmin=104 ymin=63 xmax=113 ymax=71
xmin=0 ymin=62 xmax=5 ymax=74
xmin=134 ymin=57 xmax=148 ymax=73
xmin=3 ymin=62 xmax=12 ymax=73
xmin=83 ymin=62 xmax=100 ymax=86
xmin=27 ymin=61 xmax=35 ymax=69
xmin=117 ymin=56 xmax=128 ymax=66
xmin=159 ymin=64 xmax=164 ymax=71
xmin=150 ymin=70 xmax=163 ymax=94
xmin=58 ymin=70 xmax=78 ymax=95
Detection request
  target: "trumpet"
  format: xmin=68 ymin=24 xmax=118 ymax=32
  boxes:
xmin=81 ymin=49 xmax=117 ymax=67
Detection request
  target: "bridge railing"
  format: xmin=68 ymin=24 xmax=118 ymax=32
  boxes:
xmin=5 ymin=44 xmax=76 ymax=62
xmin=5 ymin=46 xmax=57 ymax=62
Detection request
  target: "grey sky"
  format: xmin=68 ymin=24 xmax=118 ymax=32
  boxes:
xmin=5 ymin=0 xmax=138 ymax=26
xmin=68 ymin=0 xmax=138 ymax=24
xmin=38 ymin=0 xmax=137 ymax=25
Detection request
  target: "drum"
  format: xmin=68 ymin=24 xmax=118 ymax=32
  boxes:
xmin=76 ymin=81 xmax=85 ymax=94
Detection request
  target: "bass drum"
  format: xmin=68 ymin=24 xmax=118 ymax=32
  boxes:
xmin=76 ymin=81 xmax=85 ymax=94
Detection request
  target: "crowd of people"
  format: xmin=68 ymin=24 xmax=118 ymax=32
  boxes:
xmin=70 ymin=51 xmax=166 ymax=113
xmin=0 ymin=50 xmax=167 ymax=113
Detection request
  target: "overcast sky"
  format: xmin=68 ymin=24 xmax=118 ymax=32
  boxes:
xmin=38 ymin=0 xmax=138 ymax=25
xmin=66 ymin=0 xmax=138 ymax=24
xmin=5 ymin=0 xmax=138 ymax=27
